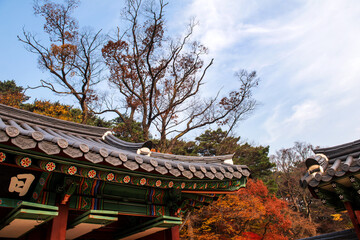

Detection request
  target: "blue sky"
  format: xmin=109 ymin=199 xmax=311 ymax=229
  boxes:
xmin=1 ymin=0 xmax=360 ymax=154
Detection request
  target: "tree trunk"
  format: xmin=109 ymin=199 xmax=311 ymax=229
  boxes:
xmin=303 ymin=194 xmax=312 ymax=222
xmin=80 ymin=101 xmax=89 ymax=124
xmin=159 ymin=118 xmax=168 ymax=151
xmin=143 ymin=125 xmax=149 ymax=141
xmin=290 ymin=195 xmax=300 ymax=212
xmin=159 ymin=133 xmax=167 ymax=152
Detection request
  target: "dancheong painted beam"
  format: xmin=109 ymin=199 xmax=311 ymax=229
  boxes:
xmin=0 ymin=104 xmax=250 ymax=239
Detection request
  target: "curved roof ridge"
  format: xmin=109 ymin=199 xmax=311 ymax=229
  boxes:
xmin=150 ymin=151 xmax=234 ymax=163
xmin=314 ymin=139 xmax=360 ymax=159
xmin=103 ymin=133 xmax=152 ymax=151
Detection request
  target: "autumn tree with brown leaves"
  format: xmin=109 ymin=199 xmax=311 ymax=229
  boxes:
xmin=272 ymin=142 xmax=315 ymax=221
xmin=271 ymin=142 xmax=351 ymax=234
xmin=21 ymin=100 xmax=111 ymax=127
xmin=18 ymin=0 xmax=104 ymax=123
xmin=101 ymin=0 xmax=258 ymax=150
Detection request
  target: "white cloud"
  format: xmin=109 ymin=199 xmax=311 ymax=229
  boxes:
xmin=4 ymin=0 xmax=360 ymax=153
xmin=285 ymin=100 xmax=322 ymax=127
xmin=175 ymin=0 xmax=360 ymax=152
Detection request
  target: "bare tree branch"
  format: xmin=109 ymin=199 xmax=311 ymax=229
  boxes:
xmin=18 ymin=0 xmax=104 ymax=123
xmin=102 ymin=0 xmax=259 ymax=150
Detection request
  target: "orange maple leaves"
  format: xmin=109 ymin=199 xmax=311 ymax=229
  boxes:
xmin=181 ymin=179 xmax=291 ymax=240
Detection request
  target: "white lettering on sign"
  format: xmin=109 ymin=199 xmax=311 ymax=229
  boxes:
xmin=8 ymin=174 xmax=35 ymax=196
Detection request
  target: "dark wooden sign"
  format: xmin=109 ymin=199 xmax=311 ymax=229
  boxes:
xmin=0 ymin=165 xmax=42 ymax=200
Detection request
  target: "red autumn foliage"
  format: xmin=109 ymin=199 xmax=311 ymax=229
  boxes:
xmin=181 ymin=179 xmax=292 ymax=240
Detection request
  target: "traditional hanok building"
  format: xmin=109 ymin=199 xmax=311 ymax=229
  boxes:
xmin=0 ymin=104 xmax=250 ymax=240
xmin=300 ymin=140 xmax=360 ymax=239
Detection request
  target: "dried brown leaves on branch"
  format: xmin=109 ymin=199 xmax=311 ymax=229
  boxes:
xmin=102 ymin=0 xmax=259 ymax=150
xmin=272 ymin=142 xmax=316 ymax=222
xmin=18 ymin=0 xmax=259 ymax=148
xmin=271 ymin=142 xmax=351 ymax=235
xmin=18 ymin=0 xmax=104 ymax=123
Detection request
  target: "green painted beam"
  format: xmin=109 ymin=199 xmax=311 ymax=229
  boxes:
xmin=18 ymin=201 xmax=58 ymax=211
xmin=0 ymin=198 xmax=23 ymax=208
xmin=7 ymin=209 xmax=58 ymax=221
xmin=0 ymin=207 xmax=58 ymax=231
xmin=0 ymin=200 xmax=58 ymax=222
xmin=102 ymin=183 xmax=149 ymax=200
xmin=314 ymin=187 xmax=346 ymax=211
xmin=68 ymin=210 xmax=118 ymax=229
xmin=103 ymin=200 xmax=169 ymax=216
xmin=68 ymin=196 xmax=170 ymax=216
xmin=0 ymin=198 xmax=58 ymax=209
xmin=88 ymin=210 xmax=119 ymax=215
xmin=330 ymin=181 xmax=360 ymax=208
xmin=349 ymin=176 xmax=360 ymax=193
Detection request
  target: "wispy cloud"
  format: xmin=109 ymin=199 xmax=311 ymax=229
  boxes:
xmin=2 ymin=0 xmax=360 ymax=152
xmin=176 ymin=0 xmax=360 ymax=152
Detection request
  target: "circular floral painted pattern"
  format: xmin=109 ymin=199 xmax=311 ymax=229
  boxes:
xmin=39 ymin=178 xmax=46 ymax=186
xmin=68 ymin=166 xmax=77 ymax=175
xmin=107 ymin=173 xmax=115 ymax=181
xmin=123 ymin=175 xmax=131 ymax=183
xmin=181 ymin=182 xmax=186 ymax=189
xmin=46 ymin=162 xmax=56 ymax=171
xmin=140 ymin=178 xmax=147 ymax=185
xmin=0 ymin=152 xmax=5 ymax=162
xmin=21 ymin=157 xmax=31 ymax=167
xmin=155 ymin=180 xmax=162 ymax=187
xmin=168 ymin=181 xmax=174 ymax=188
xmin=88 ymin=170 xmax=96 ymax=178
xmin=32 ymin=192 xmax=38 ymax=200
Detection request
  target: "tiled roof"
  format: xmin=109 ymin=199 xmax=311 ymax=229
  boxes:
xmin=0 ymin=104 xmax=249 ymax=181
xmin=300 ymin=140 xmax=360 ymax=188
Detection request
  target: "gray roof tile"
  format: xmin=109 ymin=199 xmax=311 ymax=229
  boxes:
xmin=0 ymin=104 xmax=249 ymax=181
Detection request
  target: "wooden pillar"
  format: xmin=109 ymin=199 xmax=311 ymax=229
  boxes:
xmin=46 ymin=203 xmax=69 ymax=240
xmin=165 ymin=226 xmax=180 ymax=240
xmin=344 ymin=202 xmax=360 ymax=239
xmin=355 ymin=210 xmax=360 ymax=223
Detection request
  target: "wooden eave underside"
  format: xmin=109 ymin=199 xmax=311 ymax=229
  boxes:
xmin=301 ymin=138 xmax=360 ymax=211
xmin=308 ymin=174 xmax=360 ymax=212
